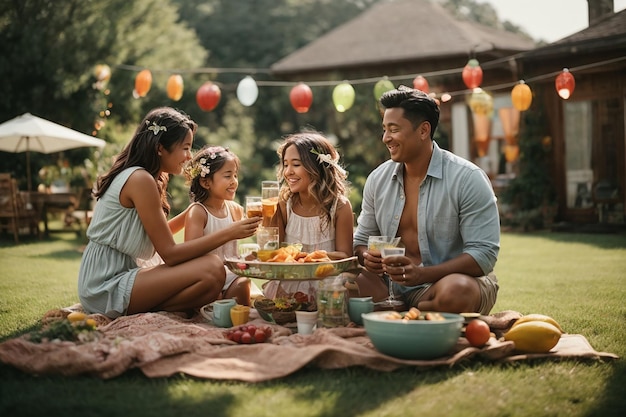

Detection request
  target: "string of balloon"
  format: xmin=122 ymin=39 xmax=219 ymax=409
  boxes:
xmin=90 ymin=54 xmax=626 ymax=134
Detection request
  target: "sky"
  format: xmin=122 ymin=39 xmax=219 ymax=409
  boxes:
xmin=479 ymin=0 xmax=626 ymax=42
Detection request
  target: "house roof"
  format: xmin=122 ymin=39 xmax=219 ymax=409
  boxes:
xmin=523 ymin=9 xmax=626 ymax=59
xmin=271 ymin=0 xmax=535 ymax=75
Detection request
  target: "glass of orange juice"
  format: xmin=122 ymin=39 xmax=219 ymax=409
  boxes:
xmin=245 ymin=196 xmax=262 ymax=219
xmin=261 ymin=181 xmax=279 ymax=225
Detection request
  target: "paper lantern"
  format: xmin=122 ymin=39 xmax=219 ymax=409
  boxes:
xmin=462 ymin=59 xmax=483 ymax=89
xmin=498 ymin=107 xmax=520 ymax=145
xmin=332 ymin=82 xmax=355 ymax=112
xmin=504 ymin=144 xmax=520 ymax=162
xmin=412 ymin=75 xmax=430 ymax=93
xmin=289 ymin=83 xmax=313 ymax=113
xmin=166 ymin=74 xmax=184 ymax=101
xmin=196 ymin=81 xmax=221 ymax=111
xmin=555 ymin=68 xmax=575 ymax=100
xmin=373 ymin=77 xmax=395 ymax=100
xmin=511 ymin=81 xmax=532 ymax=111
xmin=134 ymin=69 xmax=152 ymax=97
xmin=468 ymin=88 xmax=493 ymax=117
xmin=236 ymin=76 xmax=259 ymax=106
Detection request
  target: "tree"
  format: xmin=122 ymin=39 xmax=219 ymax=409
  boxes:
xmin=0 ymin=0 xmax=206 ymax=190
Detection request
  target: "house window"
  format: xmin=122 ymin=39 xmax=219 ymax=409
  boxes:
xmin=564 ymin=101 xmax=593 ymax=209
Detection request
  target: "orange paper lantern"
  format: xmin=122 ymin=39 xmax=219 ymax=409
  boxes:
xmin=134 ymin=69 xmax=152 ymax=97
xmin=166 ymin=74 xmax=184 ymax=101
xmin=555 ymin=68 xmax=575 ymax=100
xmin=196 ymin=82 xmax=221 ymax=111
xmin=412 ymin=75 xmax=430 ymax=93
xmin=511 ymin=81 xmax=532 ymax=111
xmin=289 ymin=83 xmax=313 ymax=113
xmin=462 ymin=59 xmax=483 ymax=89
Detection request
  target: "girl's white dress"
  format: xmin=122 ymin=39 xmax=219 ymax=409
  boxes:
xmin=262 ymin=199 xmax=336 ymax=299
xmin=191 ymin=201 xmax=241 ymax=291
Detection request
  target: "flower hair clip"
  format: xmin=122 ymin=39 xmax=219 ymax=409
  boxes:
xmin=310 ymin=148 xmax=347 ymax=176
xmin=189 ymin=149 xmax=224 ymax=178
xmin=147 ymin=121 xmax=167 ymax=135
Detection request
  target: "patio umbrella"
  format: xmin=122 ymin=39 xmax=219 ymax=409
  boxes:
xmin=0 ymin=113 xmax=106 ymax=191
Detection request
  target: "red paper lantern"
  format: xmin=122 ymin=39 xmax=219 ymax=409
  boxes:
xmin=134 ymin=69 xmax=152 ymax=97
xmin=412 ymin=75 xmax=430 ymax=93
xmin=462 ymin=59 xmax=483 ymax=89
xmin=555 ymin=68 xmax=575 ymax=100
xmin=511 ymin=81 xmax=532 ymax=111
xmin=196 ymin=81 xmax=221 ymax=111
xmin=289 ymin=83 xmax=313 ymax=113
xmin=166 ymin=74 xmax=184 ymax=101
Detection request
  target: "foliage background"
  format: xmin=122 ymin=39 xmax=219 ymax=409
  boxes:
xmin=0 ymin=0 xmax=532 ymax=214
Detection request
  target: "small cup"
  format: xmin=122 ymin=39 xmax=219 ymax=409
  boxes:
xmin=211 ymin=299 xmax=237 ymax=327
xmin=348 ymin=296 xmax=374 ymax=325
xmin=230 ymin=304 xmax=251 ymax=326
xmin=295 ymin=310 xmax=319 ymax=335
xmin=257 ymin=226 xmax=279 ymax=250
xmin=238 ymin=242 xmax=260 ymax=258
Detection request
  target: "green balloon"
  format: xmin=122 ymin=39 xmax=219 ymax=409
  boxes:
xmin=373 ymin=78 xmax=395 ymax=100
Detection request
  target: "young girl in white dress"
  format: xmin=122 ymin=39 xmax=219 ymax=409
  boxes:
xmin=263 ymin=132 xmax=353 ymax=301
xmin=183 ymin=145 xmax=262 ymax=306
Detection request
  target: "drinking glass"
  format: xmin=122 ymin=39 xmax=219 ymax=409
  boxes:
xmin=261 ymin=181 xmax=279 ymax=226
xmin=368 ymin=236 xmax=403 ymax=308
xmin=257 ymin=226 xmax=279 ymax=250
xmin=245 ymin=196 xmax=262 ymax=219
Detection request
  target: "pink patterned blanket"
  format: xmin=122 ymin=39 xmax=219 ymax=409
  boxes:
xmin=0 ymin=308 xmax=617 ymax=382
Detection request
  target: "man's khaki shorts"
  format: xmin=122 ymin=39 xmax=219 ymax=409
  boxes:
xmin=404 ymin=273 xmax=499 ymax=315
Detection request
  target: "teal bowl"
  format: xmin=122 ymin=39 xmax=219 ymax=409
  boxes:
xmin=362 ymin=311 xmax=464 ymax=360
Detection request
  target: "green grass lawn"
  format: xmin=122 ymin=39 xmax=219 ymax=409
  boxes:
xmin=1 ymin=229 xmax=625 ymax=417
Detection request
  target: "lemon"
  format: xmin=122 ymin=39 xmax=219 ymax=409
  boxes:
xmin=504 ymin=321 xmax=561 ymax=353
xmin=512 ymin=314 xmax=563 ymax=333
xmin=67 ymin=311 xmax=87 ymax=322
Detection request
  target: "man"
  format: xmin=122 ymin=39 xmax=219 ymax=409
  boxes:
xmin=353 ymin=86 xmax=500 ymax=314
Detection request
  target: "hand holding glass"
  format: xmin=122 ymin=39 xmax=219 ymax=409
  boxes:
xmin=368 ymin=236 xmax=403 ymax=308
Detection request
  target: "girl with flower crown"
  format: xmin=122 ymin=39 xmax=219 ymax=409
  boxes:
xmin=263 ymin=132 xmax=353 ymax=300
xmin=183 ymin=145 xmax=262 ymax=306
xmin=78 ymin=107 xmax=261 ymax=319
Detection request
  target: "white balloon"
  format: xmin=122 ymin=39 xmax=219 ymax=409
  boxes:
xmin=237 ymin=76 xmax=259 ymax=106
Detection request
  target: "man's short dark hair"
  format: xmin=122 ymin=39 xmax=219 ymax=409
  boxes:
xmin=380 ymin=85 xmax=440 ymax=138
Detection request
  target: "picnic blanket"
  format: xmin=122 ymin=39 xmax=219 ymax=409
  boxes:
xmin=0 ymin=307 xmax=618 ymax=382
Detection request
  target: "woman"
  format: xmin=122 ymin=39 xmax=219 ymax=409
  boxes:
xmin=78 ymin=107 xmax=259 ymax=318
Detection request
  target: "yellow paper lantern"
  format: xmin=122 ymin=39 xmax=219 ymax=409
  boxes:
xmin=166 ymin=74 xmax=184 ymax=101
xmin=134 ymin=69 xmax=152 ymax=97
xmin=332 ymin=82 xmax=355 ymax=112
xmin=511 ymin=81 xmax=532 ymax=111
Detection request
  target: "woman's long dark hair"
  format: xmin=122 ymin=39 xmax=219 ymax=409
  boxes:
xmin=95 ymin=107 xmax=197 ymax=215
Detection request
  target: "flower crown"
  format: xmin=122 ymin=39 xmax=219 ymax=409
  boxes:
xmin=188 ymin=148 xmax=227 ymax=179
xmin=310 ymin=148 xmax=347 ymax=176
xmin=146 ymin=121 xmax=167 ymax=135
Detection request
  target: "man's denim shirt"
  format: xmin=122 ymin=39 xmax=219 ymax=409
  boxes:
xmin=353 ymin=142 xmax=500 ymax=295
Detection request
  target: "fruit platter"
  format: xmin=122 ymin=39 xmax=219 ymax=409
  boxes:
xmin=224 ymin=245 xmax=360 ymax=280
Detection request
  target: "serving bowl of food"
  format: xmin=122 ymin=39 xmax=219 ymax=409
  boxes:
xmin=225 ymin=245 xmax=360 ymax=280
xmin=362 ymin=309 xmax=464 ymax=360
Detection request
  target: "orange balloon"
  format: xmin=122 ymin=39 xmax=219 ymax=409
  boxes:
xmin=511 ymin=82 xmax=532 ymax=111
xmin=134 ymin=69 xmax=152 ymax=97
xmin=166 ymin=74 xmax=184 ymax=101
